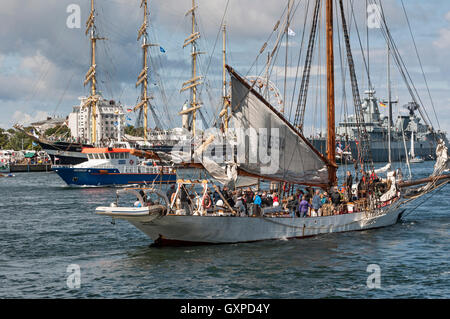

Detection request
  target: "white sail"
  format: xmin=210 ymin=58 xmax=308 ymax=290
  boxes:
xmin=375 ymin=163 xmax=391 ymax=174
xmin=228 ymin=69 xmax=329 ymax=186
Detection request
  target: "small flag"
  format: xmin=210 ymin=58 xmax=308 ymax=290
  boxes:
xmin=287 ymin=28 xmax=296 ymax=37
xmin=160 ymin=46 xmax=166 ymax=53
xmin=127 ymin=108 xmax=133 ymax=112
xmin=379 ymin=102 xmax=387 ymax=107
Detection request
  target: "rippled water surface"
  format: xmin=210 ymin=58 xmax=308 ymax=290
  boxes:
xmin=0 ymin=162 xmax=449 ymax=298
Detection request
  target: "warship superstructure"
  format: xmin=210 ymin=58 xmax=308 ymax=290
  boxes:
xmin=311 ymin=90 xmax=447 ymax=163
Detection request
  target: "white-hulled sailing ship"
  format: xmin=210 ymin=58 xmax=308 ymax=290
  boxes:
xmin=96 ymin=0 xmax=450 ymax=246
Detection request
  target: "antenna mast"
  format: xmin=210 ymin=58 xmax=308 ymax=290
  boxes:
xmin=180 ymin=0 xmax=203 ymax=137
xmin=135 ymin=0 xmax=158 ymax=143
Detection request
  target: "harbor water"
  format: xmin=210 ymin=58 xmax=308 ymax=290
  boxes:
xmin=0 ymin=162 xmax=448 ymax=298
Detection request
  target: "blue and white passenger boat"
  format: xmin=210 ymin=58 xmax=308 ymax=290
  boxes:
xmin=52 ymin=145 xmax=177 ymax=186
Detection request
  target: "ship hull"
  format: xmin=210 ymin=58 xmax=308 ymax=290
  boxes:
xmin=52 ymin=167 xmax=177 ymax=186
xmin=102 ymin=204 xmax=404 ymax=246
xmin=35 ymin=140 xmax=91 ymax=165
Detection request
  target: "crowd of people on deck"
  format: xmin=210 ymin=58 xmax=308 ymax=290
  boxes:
xmin=154 ymin=167 xmax=392 ymax=217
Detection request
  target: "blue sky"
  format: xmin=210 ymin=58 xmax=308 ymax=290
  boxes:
xmin=1 ymin=0 xmax=450 ymax=135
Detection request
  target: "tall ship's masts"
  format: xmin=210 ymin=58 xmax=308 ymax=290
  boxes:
xmin=84 ymin=0 xmax=105 ymax=145
xmin=135 ymin=0 xmax=158 ymax=143
xmin=180 ymin=0 xmax=203 ymax=137
xmin=326 ymin=0 xmax=337 ymax=186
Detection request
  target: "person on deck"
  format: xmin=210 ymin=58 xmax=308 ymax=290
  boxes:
xmin=370 ymin=170 xmax=379 ymax=183
xmin=234 ymin=195 xmax=246 ymax=216
xmin=320 ymin=192 xmax=328 ymax=205
xmin=312 ymin=189 xmax=322 ymax=216
xmin=166 ymin=184 xmax=176 ymax=202
xmin=253 ymin=192 xmax=262 ymax=216
xmin=345 ymin=171 xmax=353 ymax=201
xmin=272 ymin=193 xmax=279 ymax=207
xmin=180 ymin=185 xmax=191 ymax=215
xmin=298 ymin=195 xmax=312 ymax=218
xmin=331 ymin=187 xmax=341 ymax=206
xmin=305 ymin=187 xmax=313 ymax=203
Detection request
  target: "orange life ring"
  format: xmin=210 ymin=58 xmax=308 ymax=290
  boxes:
xmin=202 ymin=194 xmax=212 ymax=209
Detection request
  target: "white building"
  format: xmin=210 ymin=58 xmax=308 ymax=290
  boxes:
xmin=68 ymin=97 xmax=125 ymax=145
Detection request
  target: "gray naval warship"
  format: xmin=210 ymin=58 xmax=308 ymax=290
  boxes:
xmin=310 ymin=90 xmax=448 ymax=163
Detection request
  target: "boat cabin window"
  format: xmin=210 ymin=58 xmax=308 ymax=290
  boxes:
xmin=119 ymin=153 xmax=125 ymax=159
xmin=104 ymin=153 xmax=110 ymax=159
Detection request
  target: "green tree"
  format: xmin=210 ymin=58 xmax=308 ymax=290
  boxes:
xmin=44 ymin=125 xmax=71 ymax=138
xmin=124 ymin=125 xmax=145 ymax=137
xmin=2 ymin=126 xmax=41 ymax=151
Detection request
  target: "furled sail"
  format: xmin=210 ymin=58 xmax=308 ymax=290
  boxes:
xmin=227 ymin=66 xmax=330 ymax=186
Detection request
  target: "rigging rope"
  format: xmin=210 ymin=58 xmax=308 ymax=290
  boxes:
xmin=293 ymin=0 xmax=321 ymax=130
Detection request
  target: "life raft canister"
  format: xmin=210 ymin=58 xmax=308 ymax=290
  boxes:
xmin=202 ymin=194 xmax=212 ymax=209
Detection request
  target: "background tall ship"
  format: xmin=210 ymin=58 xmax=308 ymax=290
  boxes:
xmin=96 ymin=0 xmax=450 ymax=246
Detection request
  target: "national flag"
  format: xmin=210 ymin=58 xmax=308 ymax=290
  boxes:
xmin=379 ymin=102 xmax=387 ymax=108
xmin=30 ymin=129 xmax=39 ymax=138
xmin=160 ymin=46 xmax=166 ymax=53
xmin=287 ymin=28 xmax=296 ymax=37
xmin=127 ymin=108 xmax=133 ymax=112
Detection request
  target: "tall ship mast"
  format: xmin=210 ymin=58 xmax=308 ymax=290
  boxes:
xmin=81 ymin=0 xmax=124 ymax=147
xmin=179 ymin=0 xmax=204 ymax=137
xmin=16 ymin=0 xmax=126 ymax=164
xmin=84 ymin=0 xmax=102 ymax=145
xmin=134 ymin=0 xmax=159 ymax=144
